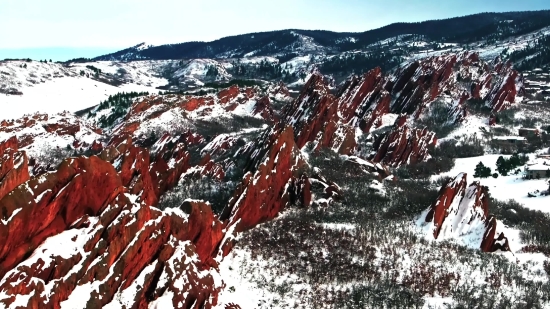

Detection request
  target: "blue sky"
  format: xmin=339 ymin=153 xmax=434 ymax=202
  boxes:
xmin=1 ymin=0 xmax=550 ymax=61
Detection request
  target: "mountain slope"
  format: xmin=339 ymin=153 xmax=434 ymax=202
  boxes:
xmin=94 ymin=10 xmax=550 ymax=61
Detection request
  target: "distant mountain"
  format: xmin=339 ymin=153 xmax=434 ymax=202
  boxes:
xmin=94 ymin=10 xmax=550 ymax=61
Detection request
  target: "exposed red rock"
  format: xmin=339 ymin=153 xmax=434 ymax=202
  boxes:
xmin=268 ymin=81 xmax=291 ymax=98
xmin=114 ymin=84 xmax=284 ymax=139
xmin=371 ymin=120 xmax=437 ymax=168
xmin=221 ymin=125 xmax=304 ymax=233
xmin=201 ymin=134 xmax=238 ymax=157
xmin=337 ymin=67 xmax=386 ymax=123
xmin=282 ymin=73 xmax=357 ymax=154
xmin=180 ymin=153 xmax=226 ymax=182
xmin=0 ymin=156 xmax=124 ymax=276
xmin=218 ymin=85 xmax=241 ymax=104
xmin=0 ymin=137 xmax=29 ymax=201
xmin=252 ymin=96 xmax=276 ymax=122
xmin=277 ymin=52 xmax=523 ymax=171
xmin=0 ymin=112 xmax=104 ymax=175
xmin=487 ymin=70 xmax=520 ymax=112
xmin=0 ymin=168 xmax=225 ymax=308
xmin=421 ymin=173 xmax=510 ymax=252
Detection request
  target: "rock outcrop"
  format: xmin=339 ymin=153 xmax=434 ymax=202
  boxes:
xmin=418 ymin=173 xmax=510 ymax=252
xmin=0 ymin=112 xmax=104 ymax=176
xmin=0 ymin=137 xmax=29 ymax=201
xmin=221 ymin=125 xmax=305 ymax=233
xmin=0 ymin=104 xmax=312 ymax=309
xmin=277 ymin=51 xmax=523 ymax=168
xmin=0 ymin=163 xmax=225 ymax=308
xmin=111 ymin=84 xmax=291 ymax=139
xmin=282 ymin=74 xmax=357 ymax=154
xmin=371 ymin=118 xmax=437 ymax=167
xmin=252 ymin=96 xmax=277 ymax=122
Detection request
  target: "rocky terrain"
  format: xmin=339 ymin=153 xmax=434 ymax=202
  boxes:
xmin=2 ymin=10 xmax=550 ymax=309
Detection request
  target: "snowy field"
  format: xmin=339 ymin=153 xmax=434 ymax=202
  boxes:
xmin=0 ymin=60 xmax=168 ymax=121
xmin=0 ymin=77 xmax=159 ymax=121
xmin=433 ymin=154 xmax=550 ymax=212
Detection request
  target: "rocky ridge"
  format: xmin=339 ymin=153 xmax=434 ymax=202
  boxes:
xmin=418 ymin=173 xmax=510 ymax=252
xmin=0 ymin=51 xmax=525 ymax=308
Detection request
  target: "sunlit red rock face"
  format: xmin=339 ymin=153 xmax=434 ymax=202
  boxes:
xmin=0 ymin=140 xmax=231 ymax=308
xmin=0 ymin=136 xmax=29 ymax=201
xmin=221 ymin=125 xmax=305 ymax=232
xmin=419 ymin=173 xmax=510 ymax=253
xmin=280 ymin=51 xmax=523 ymax=167
xmin=281 ymin=74 xmax=357 ymax=154
xmin=0 ymin=121 xmax=241 ymax=308
xmin=0 ymin=118 xmax=312 ymax=308
xmin=337 ymin=52 xmax=523 ymax=128
xmin=114 ymin=84 xmax=291 ymax=138
xmin=0 ymin=112 xmax=104 ymax=175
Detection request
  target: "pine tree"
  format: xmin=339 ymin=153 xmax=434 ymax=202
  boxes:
xmin=474 ymin=161 xmax=492 ymax=178
xmin=482 ymin=165 xmax=492 ymax=178
xmin=496 ymin=156 xmax=508 ymax=175
xmin=509 ymin=153 xmax=521 ymax=167
xmin=474 ymin=162 xmax=485 ymax=178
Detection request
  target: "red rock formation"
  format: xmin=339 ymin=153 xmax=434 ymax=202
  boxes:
xmin=337 ymin=67 xmax=385 ymax=123
xmin=487 ymin=70 xmax=520 ymax=112
xmin=282 ymin=73 xmax=339 ymax=149
xmin=218 ymin=85 xmax=241 ymax=104
xmin=252 ymin=96 xmax=276 ymax=122
xmin=201 ymin=134 xmax=238 ymax=157
xmin=197 ymin=154 xmax=225 ymax=181
xmin=180 ymin=154 xmax=226 ymax=182
xmin=0 ymin=112 xmax=104 ymax=174
xmin=105 ymin=134 xmax=192 ymax=205
xmin=43 ymin=122 xmax=81 ymax=136
xmin=421 ymin=173 xmax=510 ymax=253
xmin=282 ymin=73 xmax=357 ymax=154
xmin=0 ymin=168 xmax=225 ymax=308
xmin=90 ymin=139 xmax=104 ymax=152
xmin=371 ymin=120 xmax=436 ymax=168
xmin=0 ymin=137 xmax=29 ymax=201
xmin=0 ymin=156 xmax=124 ymax=276
xmin=290 ymin=52 xmax=525 ymax=155
xmin=220 ymin=125 xmax=304 ymax=233
xmin=268 ymin=81 xmax=291 ymax=98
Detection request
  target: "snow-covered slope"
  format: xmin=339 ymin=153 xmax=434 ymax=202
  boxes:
xmin=0 ymin=60 xmax=169 ymax=121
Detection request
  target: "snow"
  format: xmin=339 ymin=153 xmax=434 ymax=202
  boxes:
xmin=0 ymin=76 xmax=160 ymax=122
xmin=281 ymin=55 xmax=311 ymax=75
xmin=0 ymin=292 xmax=33 ymax=309
xmin=439 ymin=115 xmax=488 ymax=142
xmin=0 ymin=208 xmax=21 ymax=225
xmin=0 ymin=59 xmax=170 ymax=122
xmin=132 ymin=107 xmax=192 ymax=137
xmin=148 ymin=291 xmax=175 ymax=309
xmin=417 ymin=174 xmax=494 ymax=250
xmin=423 ymin=296 xmax=454 ymax=308
xmin=433 ymin=154 xmax=550 ymax=212
xmin=493 ymin=135 xmax=527 ymax=141
xmin=105 ymin=261 xmax=158 ymax=309
xmin=215 ymin=248 xmax=277 ymax=309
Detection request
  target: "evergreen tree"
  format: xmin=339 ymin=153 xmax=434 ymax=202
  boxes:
xmin=509 ymin=153 xmax=521 ymax=167
xmin=496 ymin=156 xmax=508 ymax=175
xmin=474 ymin=162 xmax=486 ymax=178
xmin=474 ymin=162 xmax=492 ymax=178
